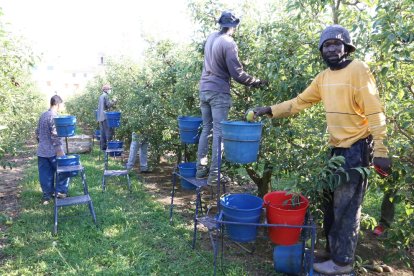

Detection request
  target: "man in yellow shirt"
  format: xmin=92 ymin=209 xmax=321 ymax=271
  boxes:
xmin=252 ymin=25 xmax=392 ymax=275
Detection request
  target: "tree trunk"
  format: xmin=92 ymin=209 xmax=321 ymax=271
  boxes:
xmin=245 ymin=162 xmax=273 ymax=197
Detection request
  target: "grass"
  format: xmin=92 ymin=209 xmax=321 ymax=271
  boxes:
xmin=0 ymin=148 xmax=250 ymax=275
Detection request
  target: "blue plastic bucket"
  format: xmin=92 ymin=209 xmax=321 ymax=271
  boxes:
xmin=220 ymin=193 xmax=263 ymax=242
xmin=56 ymin=154 xmax=80 ymax=177
xmin=178 ymin=162 xmax=197 ymax=190
xmin=106 ymin=111 xmax=121 ymax=128
xmin=54 ymin=116 xmax=76 ymax=137
xmin=273 ymin=243 xmax=303 ymax=275
xmin=178 ymin=116 xmax=202 ymax=144
xmin=108 ymin=140 xmax=123 ymax=156
xmin=95 ymin=129 xmax=100 ymax=141
xmin=221 ymin=121 xmax=262 ymax=164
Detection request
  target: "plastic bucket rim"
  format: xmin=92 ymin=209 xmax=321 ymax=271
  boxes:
xmin=220 ymin=193 xmax=264 ymax=212
xmin=263 ymin=191 xmax=309 ymax=211
xmin=220 ymin=120 xmax=263 ymax=126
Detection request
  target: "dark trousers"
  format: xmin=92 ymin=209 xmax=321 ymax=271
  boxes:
xmin=38 ymin=156 xmax=69 ymax=199
xmin=99 ymin=120 xmax=114 ymax=150
xmin=323 ymin=136 xmax=373 ymax=265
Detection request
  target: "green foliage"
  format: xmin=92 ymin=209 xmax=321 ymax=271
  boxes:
xmin=0 ymin=8 xmax=44 ymax=166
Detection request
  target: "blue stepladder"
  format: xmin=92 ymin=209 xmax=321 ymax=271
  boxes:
xmin=53 ymin=161 xmax=97 ymax=235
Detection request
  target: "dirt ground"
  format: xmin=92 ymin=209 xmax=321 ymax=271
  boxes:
xmin=0 ymin=143 xmax=412 ymax=275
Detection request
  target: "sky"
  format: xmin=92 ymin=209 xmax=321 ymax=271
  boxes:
xmin=1 ymin=0 xmax=194 ymax=67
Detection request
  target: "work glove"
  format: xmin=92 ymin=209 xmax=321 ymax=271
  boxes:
xmin=373 ymin=157 xmax=392 ymax=178
xmin=253 ymin=106 xmax=272 ymax=117
xmin=251 ymin=79 xmax=269 ymax=88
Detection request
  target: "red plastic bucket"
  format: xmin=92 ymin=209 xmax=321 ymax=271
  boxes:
xmin=263 ymin=191 xmax=309 ymax=245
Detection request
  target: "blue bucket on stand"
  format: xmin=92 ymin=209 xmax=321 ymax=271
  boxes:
xmin=57 ymin=154 xmax=80 ymax=177
xmin=178 ymin=162 xmax=197 ymax=190
xmin=273 ymin=243 xmax=303 ymax=275
xmin=108 ymin=140 xmax=123 ymax=156
xmin=106 ymin=111 xmax=121 ymax=128
xmin=221 ymin=121 xmax=262 ymax=164
xmin=220 ymin=193 xmax=263 ymax=242
xmin=178 ymin=116 xmax=202 ymax=144
xmin=54 ymin=116 xmax=76 ymax=137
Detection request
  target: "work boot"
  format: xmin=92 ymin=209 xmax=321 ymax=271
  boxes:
xmin=196 ymin=166 xmax=209 ymax=179
xmin=313 ymin=259 xmax=353 ymax=275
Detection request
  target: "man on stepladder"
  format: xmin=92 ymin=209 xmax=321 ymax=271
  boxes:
xmin=36 ymin=95 xmax=70 ymax=205
xmin=97 ymin=84 xmax=116 ymax=151
xmin=252 ymin=25 xmax=391 ymax=275
xmin=196 ymin=10 xmax=267 ymax=186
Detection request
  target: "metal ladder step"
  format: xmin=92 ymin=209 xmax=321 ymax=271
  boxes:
xmin=56 ymin=195 xmax=92 ymax=207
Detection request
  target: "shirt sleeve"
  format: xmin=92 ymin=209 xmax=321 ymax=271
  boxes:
xmin=270 ymin=76 xmax=322 ymax=118
xmin=354 ymin=62 xmax=388 ymax=157
xmin=225 ymin=42 xmax=257 ymax=86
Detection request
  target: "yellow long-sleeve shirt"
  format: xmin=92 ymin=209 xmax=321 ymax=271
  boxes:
xmin=270 ymin=60 xmax=388 ymax=158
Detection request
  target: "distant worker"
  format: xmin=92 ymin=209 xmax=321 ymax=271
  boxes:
xmin=196 ymin=10 xmax=268 ymax=185
xmin=97 ymin=84 xmax=116 ymax=150
xmin=35 ymin=95 xmax=70 ymax=205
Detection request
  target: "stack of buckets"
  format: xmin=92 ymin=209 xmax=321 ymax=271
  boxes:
xmin=177 ymin=116 xmax=202 ymax=190
xmin=54 ymin=115 xmax=80 ymax=177
xmin=218 ymin=120 xmax=310 ymax=275
xmin=264 ymin=191 xmax=309 ymax=274
xmin=105 ymin=111 xmax=122 ymax=154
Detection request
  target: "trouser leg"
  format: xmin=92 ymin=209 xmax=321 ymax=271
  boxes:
xmin=139 ymin=140 xmax=149 ymax=171
xmin=329 ymin=170 xmax=367 ymax=265
xmin=99 ymin=121 xmax=107 ymax=150
xmin=38 ymin=156 xmax=54 ymax=199
xmin=197 ymin=95 xmax=213 ymax=170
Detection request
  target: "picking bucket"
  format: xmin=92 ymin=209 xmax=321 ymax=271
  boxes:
xmin=54 ymin=116 xmax=76 ymax=137
xmin=263 ymin=191 xmax=309 ymax=245
xmin=273 ymin=243 xmax=303 ymax=275
xmin=57 ymin=154 xmax=80 ymax=177
xmin=178 ymin=116 xmax=202 ymax=144
xmin=220 ymin=121 xmax=262 ymax=164
xmin=220 ymin=193 xmax=263 ymax=242
xmin=106 ymin=111 xmax=121 ymax=128
xmin=178 ymin=162 xmax=196 ymax=190
xmin=107 ymin=140 xmax=123 ymax=156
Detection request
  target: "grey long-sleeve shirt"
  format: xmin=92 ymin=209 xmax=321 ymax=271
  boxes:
xmin=36 ymin=109 xmax=63 ymax=157
xmin=97 ymin=92 xmax=115 ymax=122
xmin=199 ymin=32 xmax=258 ymax=94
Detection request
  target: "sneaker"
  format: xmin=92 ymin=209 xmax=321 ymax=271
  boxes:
xmin=313 ymin=259 xmax=353 ymax=275
xmin=196 ymin=167 xmax=209 ymax=179
xmin=41 ymin=199 xmax=50 ymax=205
xmin=373 ymin=225 xmax=385 ymax=237
xmin=56 ymin=192 xmax=67 ymax=199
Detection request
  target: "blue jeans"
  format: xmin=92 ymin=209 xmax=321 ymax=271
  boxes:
xmin=38 ymin=156 xmax=70 ymax=199
xmin=126 ymin=133 xmax=149 ymax=171
xmin=99 ymin=120 xmax=114 ymax=150
xmin=196 ymin=91 xmax=231 ymax=181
